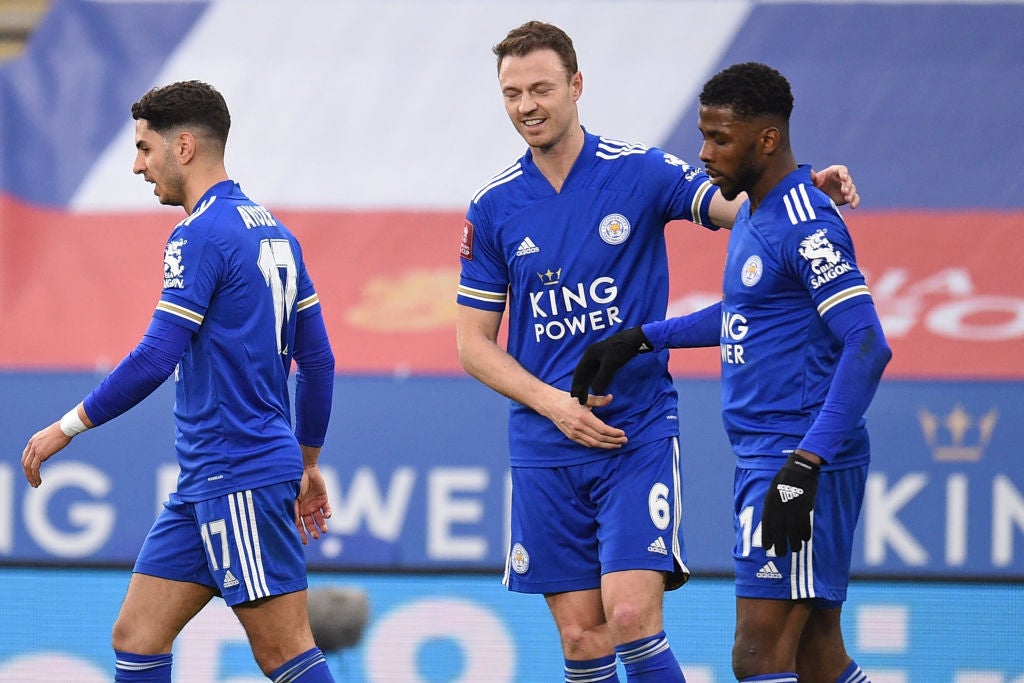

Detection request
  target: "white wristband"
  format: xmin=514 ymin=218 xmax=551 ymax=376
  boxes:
xmin=59 ymin=408 xmax=89 ymax=437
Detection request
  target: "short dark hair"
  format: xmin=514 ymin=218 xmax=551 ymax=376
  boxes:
xmin=493 ymin=21 xmax=578 ymax=77
xmin=131 ymin=80 xmax=231 ymax=145
xmin=699 ymin=62 xmax=794 ymax=121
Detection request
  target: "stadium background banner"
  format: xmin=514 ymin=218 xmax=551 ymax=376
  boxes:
xmin=0 ymin=568 xmax=1021 ymax=682
xmin=1 ymin=0 xmax=1022 ymax=583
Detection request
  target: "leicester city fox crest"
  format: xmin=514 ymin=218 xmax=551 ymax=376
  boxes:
xmin=598 ymin=213 xmax=631 ymax=245
xmin=163 ymin=238 xmax=187 ymax=288
xmin=510 ymin=543 xmax=530 ymax=574
xmin=741 ymin=255 xmax=763 ymax=287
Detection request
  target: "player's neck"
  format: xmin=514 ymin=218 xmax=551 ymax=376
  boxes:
xmin=183 ymin=166 xmax=230 ymax=214
xmin=531 ymin=125 xmax=585 ymax=193
xmin=748 ymin=155 xmax=797 ymax=213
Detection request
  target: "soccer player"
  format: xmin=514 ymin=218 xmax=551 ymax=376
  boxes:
xmin=456 ymin=21 xmax=860 ymax=683
xmin=20 ymin=81 xmax=337 ymax=683
xmin=571 ymin=63 xmax=891 ymax=683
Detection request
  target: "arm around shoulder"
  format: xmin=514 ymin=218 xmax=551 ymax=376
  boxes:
xmin=810 ymin=164 xmax=860 ymax=209
xmin=707 ymin=191 xmax=740 ymax=229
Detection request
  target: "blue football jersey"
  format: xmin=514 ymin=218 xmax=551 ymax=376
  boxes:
xmin=152 ymin=180 xmax=322 ymax=500
xmin=720 ymin=166 xmax=873 ymax=469
xmin=457 ymin=130 xmax=718 ymax=466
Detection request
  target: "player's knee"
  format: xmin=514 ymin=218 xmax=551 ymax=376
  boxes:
xmin=732 ymin=633 xmax=768 ymax=680
xmin=246 ymin=636 xmax=301 ymax=675
xmin=251 ymin=651 xmax=283 ymax=676
xmin=558 ymin=623 xmax=613 ymax=660
xmin=605 ymin=599 xmax=651 ymax=641
xmin=248 ymin=629 xmax=318 ymax=675
xmin=111 ymin=615 xmax=132 ymax=652
xmin=111 ymin=616 xmax=169 ymax=655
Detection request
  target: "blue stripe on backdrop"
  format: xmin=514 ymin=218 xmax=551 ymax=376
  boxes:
xmin=3 ymin=1 xmax=1022 ymax=210
xmin=661 ymin=3 xmax=1024 ymax=209
xmin=0 ymin=0 xmax=207 ymax=206
xmin=2 ymin=373 xmax=1022 ymax=578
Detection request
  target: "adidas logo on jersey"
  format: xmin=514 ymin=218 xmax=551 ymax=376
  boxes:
xmin=647 ymin=536 xmax=668 ymax=556
xmin=757 ymin=561 xmax=783 ymax=580
xmin=777 ymin=484 xmax=804 ymax=503
xmin=223 ymin=570 xmax=239 ymax=589
xmin=515 ymin=237 xmax=540 ymax=256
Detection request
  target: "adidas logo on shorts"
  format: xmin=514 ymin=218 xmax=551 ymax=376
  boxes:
xmin=647 ymin=537 xmax=668 ymax=555
xmin=756 ymin=561 xmax=783 ymax=580
xmin=223 ymin=569 xmax=239 ymax=589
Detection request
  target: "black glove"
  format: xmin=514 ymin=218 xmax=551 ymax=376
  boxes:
xmin=761 ymin=452 xmax=820 ymax=556
xmin=570 ymin=326 xmax=653 ymax=405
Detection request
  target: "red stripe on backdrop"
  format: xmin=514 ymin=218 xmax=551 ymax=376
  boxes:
xmin=662 ymin=210 xmax=1024 ymax=379
xmin=0 ymin=197 xmax=468 ymax=373
xmin=2 ymin=195 xmax=1021 ymax=378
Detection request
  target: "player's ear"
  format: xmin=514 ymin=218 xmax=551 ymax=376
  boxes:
xmin=175 ymin=131 xmax=197 ymax=164
xmin=759 ymin=125 xmax=781 ymax=155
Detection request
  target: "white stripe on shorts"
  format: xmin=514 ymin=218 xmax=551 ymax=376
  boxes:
xmin=789 ymin=510 xmax=815 ymax=599
xmin=670 ymin=437 xmax=689 ymax=576
xmin=228 ymin=490 xmax=270 ymax=601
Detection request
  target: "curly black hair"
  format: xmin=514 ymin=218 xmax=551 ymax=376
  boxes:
xmin=699 ymin=62 xmax=793 ymax=121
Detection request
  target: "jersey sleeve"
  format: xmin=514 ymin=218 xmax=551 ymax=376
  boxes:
xmin=293 ymin=239 xmax=322 ymax=320
xmin=780 ymin=200 xmax=891 ymax=462
xmin=153 ymin=220 xmax=226 ymax=332
xmin=783 ymin=210 xmax=871 ymax=320
xmin=82 ymin=316 xmax=190 ymax=426
xmin=292 ymin=309 xmax=334 ymax=447
xmin=456 ymin=201 xmax=508 ymax=312
xmin=798 ymin=300 xmax=891 ymax=462
xmin=642 ymin=301 xmax=721 ymax=351
xmin=650 ymin=149 xmax=718 ymax=229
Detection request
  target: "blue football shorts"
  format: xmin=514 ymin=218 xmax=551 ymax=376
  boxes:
xmin=134 ymin=480 xmax=308 ymax=606
xmin=733 ymin=462 xmax=868 ymax=607
xmin=504 ymin=437 xmax=688 ymax=594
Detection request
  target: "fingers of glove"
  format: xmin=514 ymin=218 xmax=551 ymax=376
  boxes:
xmin=789 ymin=510 xmax=813 ymax=552
xmin=569 ymin=380 xmax=589 ymax=405
xmin=787 ymin=537 xmax=803 ymax=554
xmin=570 ymin=356 xmax=600 ymax=404
xmin=592 ymin=342 xmax=635 ymax=391
xmin=763 ymin=527 xmax=787 ymax=557
xmin=590 ymin=362 xmax=620 ymax=395
xmin=760 ymin=499 xmax=784 ymax=556
xmin=571 ymin=339 xmax=613 ymax=400
xmin=762 ymin=507 xmax=811 ymax=556
xmin=787 ymin=528 xmax=806 ymax=554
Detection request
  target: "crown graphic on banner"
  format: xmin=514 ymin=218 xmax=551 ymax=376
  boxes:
xmin=917 ymin=404 xmax=998 ymax=462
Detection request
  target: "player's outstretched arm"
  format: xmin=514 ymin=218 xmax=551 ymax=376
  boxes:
xmin=572 ymin=304 xmax=720 ymax=406
xmin=22 ymin=318 xmax=186 ymax=488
